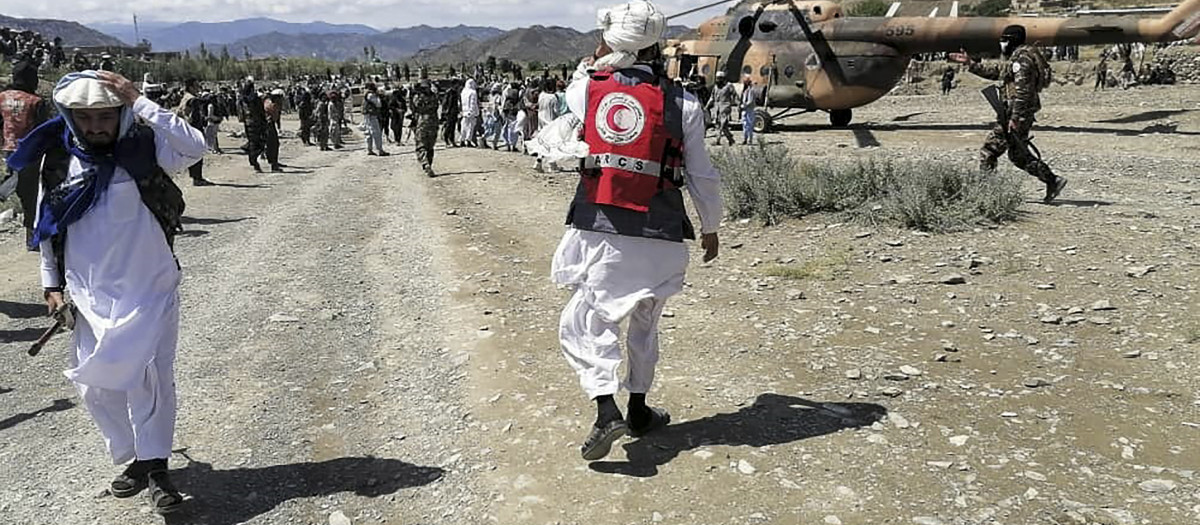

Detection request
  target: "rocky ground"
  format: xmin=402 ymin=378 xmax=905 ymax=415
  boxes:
xmin=1 ymin=78 xmax=1197 ymax=525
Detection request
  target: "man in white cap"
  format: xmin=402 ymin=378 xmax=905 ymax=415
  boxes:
xmin=553 ymin=0 xmax=723 ymax=461
xmin=6 ymin=70 xmax=205 ymax=514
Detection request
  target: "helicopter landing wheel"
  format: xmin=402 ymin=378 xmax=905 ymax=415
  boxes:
xmin=829 ymin=109 xmax=853 ymax=128
xmin=753 ymin=109 xmax=774 ymax=134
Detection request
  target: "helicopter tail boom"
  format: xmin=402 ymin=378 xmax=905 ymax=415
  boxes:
xmin=821 ymin=0 xmax=1200 ymax=54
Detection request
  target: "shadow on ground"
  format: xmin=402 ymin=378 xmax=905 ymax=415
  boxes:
xmin=1093 ymin=109 xmax=1192 ymax=125
xmin=0 ymin=398 xmax=75 ymax=432
xmin=162 ymin=453 xmax=445 ymax=525
xmin=181 ymin=216 xmax=256 ymax=226
xmin=0 ymin=300 xmax=45 ymax=319
xmin=589 ymin=393 xmax=886 ymax=478
xmin=0 ymin=327 xmax=44 ymax=344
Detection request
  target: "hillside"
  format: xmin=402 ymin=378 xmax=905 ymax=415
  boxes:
xmin=91 ymin=18 xmax=383 ymax=50
xmin=412 ymin=25 xmax=694 ymax=65
xmin=222 ymin=25 xmax=505 ymax=61
xmin=0 ymin=14 xmax=125 ymax=47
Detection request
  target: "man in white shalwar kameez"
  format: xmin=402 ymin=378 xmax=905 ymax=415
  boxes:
xmin=10 ymin=71 xmax=205 ymax=514
xmin=552 ymin=0 xmax=722 ymax=461
xmin=459 ymin=78 xmax=480 ymax=148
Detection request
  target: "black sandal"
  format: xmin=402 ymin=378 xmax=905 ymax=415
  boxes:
xmin=581 ymin=419 xmax=628 ymax=461
xmin=628 ymin=407 xmax=671 ymax=438
xmin=111 ymin=461 xmax=150 ymax=499
xmin=147 ymin=470 xmax=184 ymax=515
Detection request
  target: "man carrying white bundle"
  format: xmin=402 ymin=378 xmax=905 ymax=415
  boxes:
xmin=7 ymin=70 xmax=205 ymax=514
xmin=552 ymin=0 xmax=723 ymax=461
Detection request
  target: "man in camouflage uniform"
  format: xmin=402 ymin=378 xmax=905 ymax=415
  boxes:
xmin=314 ymin=91 xmax=331 ymax=151
xmin=411 ymin=80 xmax=440 ymax=178
xmin=241 ymin=80 xmax=269 ymax=173
xmin=296 ymin=86 xmax=314 ymax=146
xmin=952 ymin=26 xmax=1067 ymax=204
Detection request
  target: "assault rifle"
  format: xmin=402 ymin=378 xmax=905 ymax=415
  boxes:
xmin=28 ymin=303 xmax=75 ymax=357
xmin=981 ymin=85 xmax=1043 ymax=161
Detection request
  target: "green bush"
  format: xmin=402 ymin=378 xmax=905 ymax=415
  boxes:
xmin=712 ymin=143 xmax=1024 ymax=233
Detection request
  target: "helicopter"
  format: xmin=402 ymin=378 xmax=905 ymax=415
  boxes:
xmin=663 ymin=0 xmax=1200 ymax=130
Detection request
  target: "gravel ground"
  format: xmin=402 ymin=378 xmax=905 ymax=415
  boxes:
xmin=1 ymin=78 xmax=1198 ymax=525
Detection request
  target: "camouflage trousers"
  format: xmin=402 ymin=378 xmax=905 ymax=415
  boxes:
xmin=415 ymin=120 xmax=439 ymax=170
xmin=979 ymin=120 xmax=1056 ymax=184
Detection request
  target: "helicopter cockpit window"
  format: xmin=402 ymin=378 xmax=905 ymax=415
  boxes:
xmin=760 ymin=65 xmax=772 ymax=77
xmin=742 ymin=65 xmax=753 ymax=76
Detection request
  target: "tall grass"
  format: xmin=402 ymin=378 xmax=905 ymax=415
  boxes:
xmin=712 ymin=142 xmax=1024 ymax=233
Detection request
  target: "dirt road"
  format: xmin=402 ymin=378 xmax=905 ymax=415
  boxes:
xmin=1 ymin=80 xmax=1198 ymax=525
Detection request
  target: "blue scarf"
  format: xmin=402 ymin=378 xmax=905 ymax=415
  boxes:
xmin=7 ymin=115 xmax=158 ymax=250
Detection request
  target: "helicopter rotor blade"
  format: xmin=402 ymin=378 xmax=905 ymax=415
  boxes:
xmin=667 ymin=0 xmax=740 ymax=21
xmin=783 ymin=1 xmax=847 ymax=86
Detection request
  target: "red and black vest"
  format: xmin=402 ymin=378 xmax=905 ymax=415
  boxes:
xmin=566 ymin=69 xmax=694 ymax=242
xmin=0 ymin=90 xmax=42 ymax=153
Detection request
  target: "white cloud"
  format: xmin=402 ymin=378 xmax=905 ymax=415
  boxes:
xmin=0 ymin=0 xmax=717 ymax=30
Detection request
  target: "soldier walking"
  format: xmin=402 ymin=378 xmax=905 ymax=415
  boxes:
xmin=297 ymin=86 xmax=314 ymax=146
xmin=174 ymin=79 xmax=213 ymax=186
xmin=314 ymin=91 xmax=331 ymax=151
xmin=330 ymin=91 xmax=345 ymax=149
xmin=952 ymin=26 xmax=1068 ymax=204
xmin=412 ymin=80 xmax=440 ymax=177
xmin=706 ymin=71 xmax=737 ymax=146
xmin=241 ymin=79 xmax=269 ymax=173
xmin=389 ymin=85 xmax=407 ymax=144
xmin=264 ymin=89 xmax=284 ymax=172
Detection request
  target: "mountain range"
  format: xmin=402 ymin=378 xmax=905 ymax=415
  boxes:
xmin=224 ymin=25 xmax=506 ymax=62
xmin=0 ymin=14 xmax=124 ymax=47
xmin=411 ymin=25 xmax=695 ymax=66
xmin=91 ymin=17 xmax=382 ymax=51
xmin=3 ymin=13 xmax=695 ymax=65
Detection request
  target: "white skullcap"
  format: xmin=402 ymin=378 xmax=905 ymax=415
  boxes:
xmin=271 ymin=88 xmax=285 ymax=96
xmin=53 ymin=77 xmax=123 ymax=109
xmin=598 ymin=1 xmax=666 ymax=53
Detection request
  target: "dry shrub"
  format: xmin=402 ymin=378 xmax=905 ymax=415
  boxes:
xmin=712 ymin=143 xmax=1024 ymax=233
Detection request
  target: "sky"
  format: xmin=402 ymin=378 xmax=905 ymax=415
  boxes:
xmin=0 ymin=0 xmax=722 ymax=30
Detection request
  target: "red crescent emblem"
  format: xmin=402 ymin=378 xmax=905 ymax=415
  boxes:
xmin=607 ymin=104 xmax=632 ymax=133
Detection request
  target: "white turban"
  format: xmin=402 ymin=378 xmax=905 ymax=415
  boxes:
xmin=52 ymin=76 xmax=123 ymax=109
xmin=595 ymin=0 xmax=667 ymax=71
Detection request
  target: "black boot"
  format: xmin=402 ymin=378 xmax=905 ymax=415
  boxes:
xmin=1044 ymin=176 xmax=1068 ymax=204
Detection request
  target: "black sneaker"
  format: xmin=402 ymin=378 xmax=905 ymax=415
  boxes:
xmin=1044 ymin=176 xmax=1068 ymax=204
xmin=581 ymin=419 xmax=628 ymax=461
xmin=191 ymin=178 xmax=215 ymax=187
xmin=147 ymin=468 xmax=183 ymax=515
